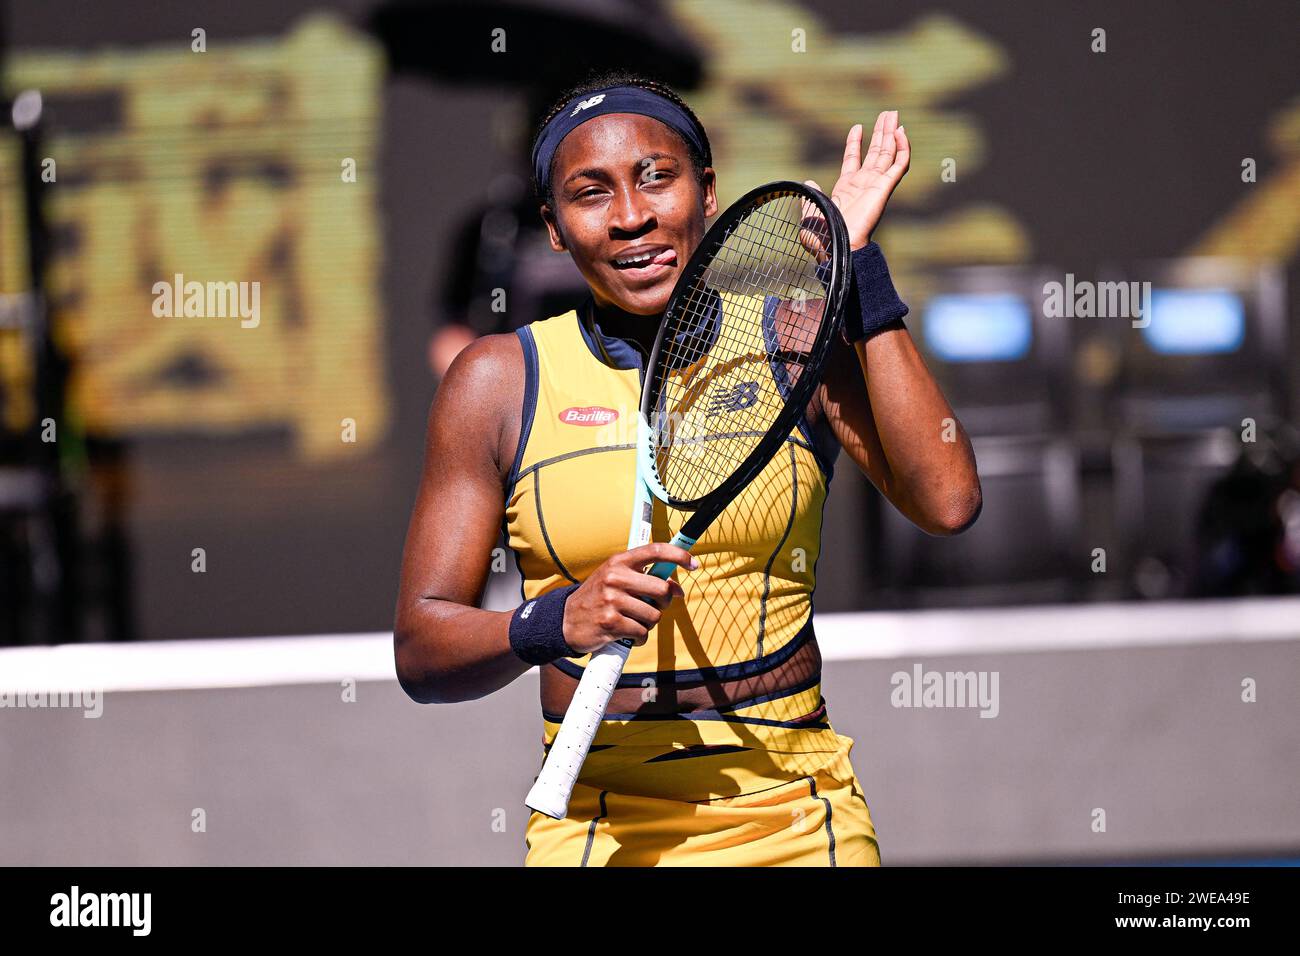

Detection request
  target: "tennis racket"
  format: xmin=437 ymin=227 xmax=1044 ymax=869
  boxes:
xmin=524 ymin=181 xmax=852 ymax=820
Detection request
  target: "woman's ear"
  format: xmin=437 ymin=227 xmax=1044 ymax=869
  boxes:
xmin=540 ymin=203 xmax=567 ymax=252
xmin=700 ymin=167 xmax=718 ymax=219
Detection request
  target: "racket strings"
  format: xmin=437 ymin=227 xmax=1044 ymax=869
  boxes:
xmin=650 ymin=191 xmax=834 ymax=504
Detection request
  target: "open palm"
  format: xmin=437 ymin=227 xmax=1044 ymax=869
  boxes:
xmin=807 ymin=110 xmax=910 ymax=250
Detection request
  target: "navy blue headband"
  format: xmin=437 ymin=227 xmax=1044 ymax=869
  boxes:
xmin=531 ymin=85 xmax=708 ymax=198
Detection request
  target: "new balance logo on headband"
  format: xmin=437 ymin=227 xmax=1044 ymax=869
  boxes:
xmin=570 ymin=94 xmax=606 ymax=117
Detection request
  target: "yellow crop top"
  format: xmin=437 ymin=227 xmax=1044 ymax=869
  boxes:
xmin=503 ymin=300 xmax=837 ymax=715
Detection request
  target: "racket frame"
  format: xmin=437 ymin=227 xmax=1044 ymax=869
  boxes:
xmin=639 ymin=180 xmax=851 ymax=529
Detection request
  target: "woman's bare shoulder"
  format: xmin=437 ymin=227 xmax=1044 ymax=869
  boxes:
xmin=431 ymin=330 xmax=525 ymax=479
xmin=441 ymin=330 xmax=524 ymax=391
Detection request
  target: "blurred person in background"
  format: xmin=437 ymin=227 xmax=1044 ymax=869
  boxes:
xmin=1192 ymin=424 xmax=1300 ymax=597
xmin=426 ymin=96 xmax=590 ymax=380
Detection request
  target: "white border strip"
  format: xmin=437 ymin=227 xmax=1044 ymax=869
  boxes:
xmin=1 ymin=597 xmax=1298 ymax=693
xmin=0 ymin=634 xmax=396 ymax=694
xmin=814 ymin=596 xmax=1300 ymax=661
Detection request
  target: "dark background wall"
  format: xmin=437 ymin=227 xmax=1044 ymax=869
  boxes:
xmin=2 ymin=0 xmax=1296 ymax=641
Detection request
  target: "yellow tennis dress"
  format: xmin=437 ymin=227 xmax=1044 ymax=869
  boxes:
xmin=504 ymin=300 xmax=880 ymax=866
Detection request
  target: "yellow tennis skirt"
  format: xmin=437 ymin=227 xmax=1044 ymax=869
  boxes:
xmin=524 ymin=687 xmax=881 ymax=867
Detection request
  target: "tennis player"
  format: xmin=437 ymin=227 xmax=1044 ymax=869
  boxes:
xmin=394 ymin=71 xmax=981 ymax=866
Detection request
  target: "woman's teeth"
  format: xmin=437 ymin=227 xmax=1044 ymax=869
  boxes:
xmin=614 ymin=249 xmax=675 ymax=268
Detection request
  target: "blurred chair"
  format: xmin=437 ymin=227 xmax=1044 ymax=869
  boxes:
xmin=1111 ymin=258 xmax=1286 ymax=433
xmin=868 ymin=434 xmax=1082 ymax=607
xmin=1106 ymin=257 xmax=1288 ymax=598
xmin=866 ymin=265 xmax=1085 ymax=606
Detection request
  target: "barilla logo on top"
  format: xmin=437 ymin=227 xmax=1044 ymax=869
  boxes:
xmin=559 ymin=405 xmax=619 ymax=426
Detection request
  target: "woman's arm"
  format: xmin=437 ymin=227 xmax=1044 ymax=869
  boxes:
xmin=393 ymin=331 xmax=694 ymax=704
xmin=393 ymin=333 xmax=528 ymax=703
xmin=810 ymin=110 xmax=981 ymax=535
xmin=820 ymin=324 xmax=981 ymax=535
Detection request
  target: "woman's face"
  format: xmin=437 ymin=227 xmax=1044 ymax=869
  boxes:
xmin=542 ymin=113 xmax=717 ymax=316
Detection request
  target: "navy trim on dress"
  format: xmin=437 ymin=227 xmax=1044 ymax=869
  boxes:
xmin=542 ymin=667 xmax=825 ymax=725
xmin=580 ymin=791 xmax=610 ymax=866
xmin=505 ymin=325 xmax=539 ymax=502
xmin=534 ymin=468 xmax=580 ymax=585
xmin=576 ymin=296 xmax=647 ymax=372
xmin=502 ymin=326 xmax=540 ymax=603
xmin=643 ymin=744 xmax=752 ymax=763
xmin=515 ymin=443 xmax=637 ymax=483
xmin=547 ymin=613 xmax=816 ymax=689
xmin=576 ymin=709 xmax=830 ymax=731
xmin=808 ymin=776 xmax=837 ymax=866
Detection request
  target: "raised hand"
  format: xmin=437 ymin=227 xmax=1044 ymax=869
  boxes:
xmin=806 ymin=110 xmax=910 ymax=250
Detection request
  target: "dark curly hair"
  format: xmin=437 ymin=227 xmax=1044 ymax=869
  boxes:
xmin=530 ymin=69 xmax=713 ymax=206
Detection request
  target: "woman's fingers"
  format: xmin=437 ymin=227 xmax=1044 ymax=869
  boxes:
xmin=797 ymin=180 xmax=833 ymax=261
xmin=872 ymin=110 xmax=898 ymax=173
xmin=840 ymin=123 xmax=863 ymax=179
xmin=816 ymin=112 xmax=906 ymax=247
xmin=864 ymin=111 xmax=887 ymax=171
xmin=891 ymin=125 xmax=910 ymax=178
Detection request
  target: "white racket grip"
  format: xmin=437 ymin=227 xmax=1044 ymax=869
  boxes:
xmin=524 ymin=639 xmax=631 ymax=819
xmin=525 ymin=418 xmax=654 ymax=819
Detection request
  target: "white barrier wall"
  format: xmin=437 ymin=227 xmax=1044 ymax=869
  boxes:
xmin=2 ymin=599 xmax=1298 ymax=865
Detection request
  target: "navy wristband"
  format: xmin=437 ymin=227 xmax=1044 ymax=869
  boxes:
xmin=843 ymin=241 xmax=909 ymax=344
xmin=509 ymin=584 xmax=581 ymax=665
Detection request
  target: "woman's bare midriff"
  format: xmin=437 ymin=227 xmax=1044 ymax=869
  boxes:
xmin=539 ymin=635 xmax=823 ymax=717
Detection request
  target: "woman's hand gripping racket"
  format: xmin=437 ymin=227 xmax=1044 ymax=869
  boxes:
xmin=525 ymin=182 xmax=852 ymax=819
